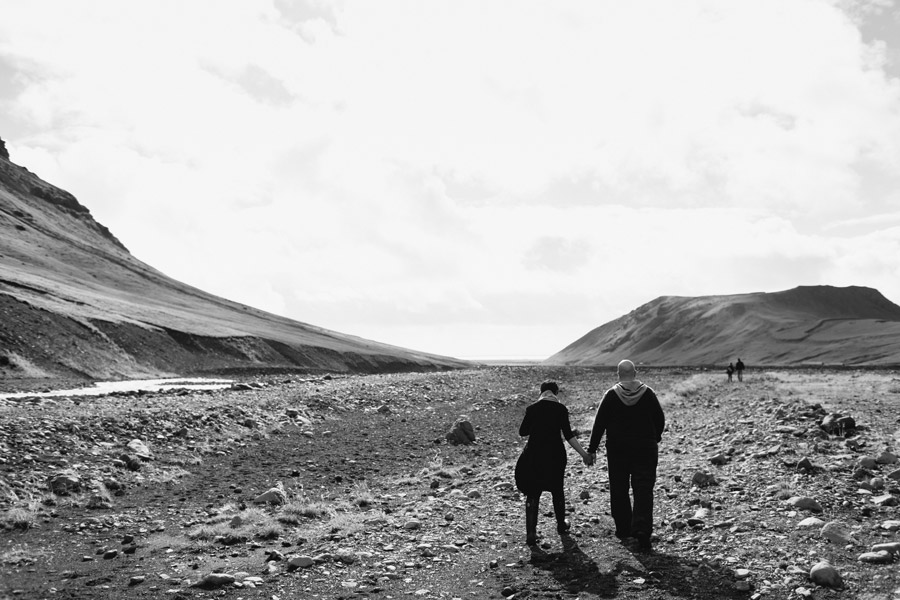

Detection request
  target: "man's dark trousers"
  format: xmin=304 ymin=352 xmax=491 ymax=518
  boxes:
xmin=606 ymin=444 xmax=658 ymax=538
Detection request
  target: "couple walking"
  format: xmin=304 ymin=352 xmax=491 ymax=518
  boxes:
xmin=515 ymin=360 xmax=665 ymax=552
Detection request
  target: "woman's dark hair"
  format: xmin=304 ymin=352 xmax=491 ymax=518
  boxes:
xmin=540 ymin=381 xmax=559 ymax=394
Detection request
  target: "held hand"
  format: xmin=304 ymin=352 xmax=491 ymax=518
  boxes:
xmin=582 ymin=452 xmax=595 ymax=467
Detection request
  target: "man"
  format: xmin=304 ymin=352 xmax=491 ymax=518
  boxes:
xmin=735 ymin=358 xmax=745 ymax=382
xmin=588 ymin=360 xmax=665 ymax=551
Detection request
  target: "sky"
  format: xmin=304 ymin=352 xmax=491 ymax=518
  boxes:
xmin=2 ymin=0 xmax=900 ymax=360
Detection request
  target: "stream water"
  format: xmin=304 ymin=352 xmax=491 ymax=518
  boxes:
xmin=0 ymin=377 xmax=233 ymax=400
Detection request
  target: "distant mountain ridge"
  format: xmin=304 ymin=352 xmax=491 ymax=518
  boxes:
xmin=545 ymin=286 xmax=900 ymax=367
xmin=0 ymin=140 xmax=469 ymax=381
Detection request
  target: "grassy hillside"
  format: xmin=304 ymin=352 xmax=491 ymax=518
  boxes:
xmin=0 ymin=149 xmax=470 ymax=381
xmin=545 ymin=286 xmax=900 ymax=367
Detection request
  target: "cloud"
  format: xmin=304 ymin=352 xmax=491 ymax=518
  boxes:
xmin=2 ymin=0 xmax=900 ymax=358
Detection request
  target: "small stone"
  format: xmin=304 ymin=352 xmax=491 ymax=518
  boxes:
xmin=288 ymin=556 xmax=314 ymax=569
xmin=872 ymin=494 xmax=899 ymax=507
xmin=872 ymin=542 xmax=900 ymax=555
xmin=796 ymin=457 xmax=815 ymax=471
xmin=876 ymin=451 xmax=898 ymax=465
xmin=797 ymin=517 xmax=824 ymax=529
xmin=820 ymin=521 xmax=857 ymax=545
xmin=859 ymin=456 xmax=878 ymax=469
xmin=103 ymin=549 xmax=118 ymax=559
xmin=709 ymin=453 xmax=728 ymax=466
xmin=194 ymin=573 xmax=236 ymax=589
xmin=691 ymin=471 xmax=717 ymax=487
xmin=788 ymin=496 xmax=823 ymax=513
xmin=403 ymin=519 xmax=422 ymax=530
xmin=734 ymin=568 xmax=751 ymax=579
xmin=881 ymin=520 xmax=900 ymax=531
xmin=129 ymin=576 xmax=146 ymax=586
xmin=858 ymin=550 xmax=893 ymax=564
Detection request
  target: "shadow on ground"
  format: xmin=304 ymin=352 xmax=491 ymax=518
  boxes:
xmin=527 ymin=536 xmax=619 ymax=597
xmin=627 ymin=546 xmax=749 ymax=599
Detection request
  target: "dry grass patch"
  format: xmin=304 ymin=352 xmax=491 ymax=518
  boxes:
xmin=670 ymin=374 xmax=713 ymax=398
xmin=278 ymin=495 xmax=332 ymax=525
xmin=188 ymin=504 xmax=283 ymax=544
xmin=0 ymin=543 xmax=47 ymax=566
xmin=351 ymin=481 xmax=375 ymax=508
xmin=147 ymin=465 xmax=193 ymax=484
xmin=144 ymin=533 xmax=195 ymax=554
xmin=0 ymin=506 xmax=35 ymax=531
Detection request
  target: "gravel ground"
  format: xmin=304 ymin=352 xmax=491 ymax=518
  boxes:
xmin=1 ymin=366 xmax=899 ymax=600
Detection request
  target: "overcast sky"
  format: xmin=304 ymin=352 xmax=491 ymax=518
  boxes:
xmin=2 ymin=1 xmax=900 ymax=360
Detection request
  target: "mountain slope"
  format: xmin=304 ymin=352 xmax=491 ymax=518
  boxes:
xmin=0 ymin=143 xmax=470 ymax=380
xmin=544 ymin=286 xmax=900 ymax=367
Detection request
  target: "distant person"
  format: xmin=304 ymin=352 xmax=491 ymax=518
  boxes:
xmin=736 ymin=358 xmax=745 ymax=382
xmin=515 ymin=380 xmax=593 ymax=546
xmin=726 ymin=363 xmax=734 ymax=382
xmin=587 ymin=360 xmax=665 ymax=552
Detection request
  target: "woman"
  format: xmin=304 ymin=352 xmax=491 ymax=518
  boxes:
xmin=516 ymin=380 xmax=592 ymax=545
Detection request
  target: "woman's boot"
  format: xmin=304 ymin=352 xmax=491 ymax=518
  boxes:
xmin=552 ymin=489 xmax=570 ymax=535
xmin=525 ymin=496 xmax=539 ymax=545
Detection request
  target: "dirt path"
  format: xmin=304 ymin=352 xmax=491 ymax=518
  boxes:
xmin=2 ymin=367 xmax=899 ymax=599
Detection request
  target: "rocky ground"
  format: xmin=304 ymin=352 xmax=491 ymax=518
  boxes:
xmin=1 ymin=366 xmax=899 ymax=600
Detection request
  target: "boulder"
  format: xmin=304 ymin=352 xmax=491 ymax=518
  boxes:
xmin=254 ymin=484 xmax=287 ymax=505
xmin=118 ymin=453 xmax=142 ymax=471
xmin=86 ymin=495 xmax=113 ymax=510
xmin=809 ymin=561 xmax=842 ymax=589
xmin=446 ymin=418 xmax=476 ymax=445
xmin=47 ymin=470 xmax=82 ymax=495
xmin=126 ymin=439 xmax=153 ymax=460
xmin=820 ymin=414 xmax=855 ymax=435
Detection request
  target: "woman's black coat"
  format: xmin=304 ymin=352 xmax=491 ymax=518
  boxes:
xmin=516 ymin=397 xmax=575 ymax=493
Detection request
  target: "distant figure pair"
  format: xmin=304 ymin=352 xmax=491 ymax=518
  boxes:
xmin=726 ymin=358 xmax=745 ymax=382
